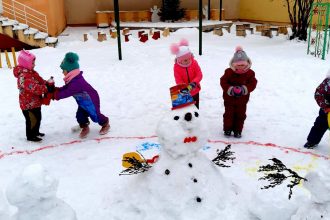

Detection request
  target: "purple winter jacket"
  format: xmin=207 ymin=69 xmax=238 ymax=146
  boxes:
xmin=54 ymin=71 xmax=105 ymax=123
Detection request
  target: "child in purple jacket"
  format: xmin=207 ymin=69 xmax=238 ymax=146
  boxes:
xmin=53 ymin=52 xmax=110 ymax=138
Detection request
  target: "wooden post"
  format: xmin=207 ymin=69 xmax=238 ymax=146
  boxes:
xmin=122 ymin=28 xmax=130 ymax=35
xmin=83 ymin=33 xmax=88 ymax=42
xmin=0 ymin=50 xmax=2 ymax=68
xmin=4 ymin=50 xmax=12 ymax=69
xmin=110 ymin=29 xmax=117 ymax=38
xmin=162 ymin=27 xmax=170 ymax=37
xmin=213 ymin=28 xmax=223 ymax=36
xmin=97 ymin=32 xmax=103 ymax=42
xmin=11 ymin=47 xmax=17 ymax=67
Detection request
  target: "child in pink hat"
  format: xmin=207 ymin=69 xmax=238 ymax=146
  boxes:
xmin=170 ymin=39 xmax=203 ymax=109
xmin=220 ymin=46 xmax=258 ymax=138
xmin=13 ymin=50 xmax=54 ymax=142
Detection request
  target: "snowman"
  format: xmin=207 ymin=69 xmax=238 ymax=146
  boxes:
xmin=150 ymin=5 xmax=160 ymax=22
xmin=202 ymin=5 xmax=209 ymax=20
xmin=6 ymin=164 xmax=77 ymax=220
xmin=291 ymin=171 xmax=330 ymax=220
xmin=111 ymin=85 xmax=248 ymax=220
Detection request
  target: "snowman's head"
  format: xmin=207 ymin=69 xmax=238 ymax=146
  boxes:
xmin=156 ymin=105 xmax=208 ymax=159
xmin=6 ymin=164 xmax=58 ymax=207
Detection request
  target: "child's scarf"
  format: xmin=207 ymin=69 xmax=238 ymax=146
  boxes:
xmin=63 ymin=69 xmax=80 ymax=84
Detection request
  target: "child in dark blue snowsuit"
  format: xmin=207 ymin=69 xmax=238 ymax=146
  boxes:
xmin=304 ymin=76 xmax=330 ymax=149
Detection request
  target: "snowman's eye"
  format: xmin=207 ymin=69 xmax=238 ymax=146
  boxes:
xmin=194 ymin=112 xmax=199 ymax=117
xmin=174 ymin=116 xmax=180 ymax=120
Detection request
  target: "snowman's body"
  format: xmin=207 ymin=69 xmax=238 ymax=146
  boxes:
xmin=291 ymin=172 xmax=330 ymax=220
xmin=113 ymin=105 xmax=246 ymax=220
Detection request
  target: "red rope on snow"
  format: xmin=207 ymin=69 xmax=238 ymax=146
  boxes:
xmin=208 ymin=139 xmax=329 ymax=160
xmin=0 ymin=135 xmax=157 ymax=159
xmin=0 ymin=135 xmax=328 ymax=160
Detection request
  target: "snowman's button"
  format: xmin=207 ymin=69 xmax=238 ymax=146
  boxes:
xmin=164 ymin=169 xmax=170 ymax=175
xmin=193 ymin=178 xmax=198 ymax=183
xmin=188 ymin=163 xmax=193 ymax=168
xmin=196 ymin=197 xmax=202 ymax=203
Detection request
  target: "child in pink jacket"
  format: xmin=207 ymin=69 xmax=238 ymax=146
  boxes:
xmin=170 ymin=39 xmax=203 ymax=108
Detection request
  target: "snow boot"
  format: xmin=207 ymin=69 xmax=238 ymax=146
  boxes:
xmin=234 ymin=131 xmax=242 ymax=138
xmin=79 ymin=126 xmax=90 ymax=139
xmin=99 ymin=122 xmax=110 ymax=135
xmin=37 ymin=132 xmax=45 ymax=137
xmin=304 ymin=142 xmax=317 ymax=149
xmin=27 ymin=136 xmax=42 ymax=142
xmin=224 ymin=130 xmax=232 ymax=136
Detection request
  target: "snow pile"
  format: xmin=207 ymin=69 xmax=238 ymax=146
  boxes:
xmin=291 ymin=170 xmax=330 ymax=220
xmin=0 ymin=191 xmax=11 ymax=220
xmin=6 ymin=164 xmax=77 ymax=220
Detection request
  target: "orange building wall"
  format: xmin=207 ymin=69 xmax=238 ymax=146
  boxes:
xmin=239 ymin=0 xmax=289 ymax=24
xmin=65 ymin=0 xmax=236 ymax=25
xmin=3 ymin=0 xmax=66 ymax=36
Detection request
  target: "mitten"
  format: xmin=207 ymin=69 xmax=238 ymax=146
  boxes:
xmin=324 ymin=107 xmax=330 ymax=113
xmin=228 ymin=86 xmax=248 ymax=97
xmin=41 ymin=93 xmax=53 ymax=105
xmin=46 ymin=76 xmax=55 ymax=93
xmin=233 ymin=86 xmax=243 ymax=96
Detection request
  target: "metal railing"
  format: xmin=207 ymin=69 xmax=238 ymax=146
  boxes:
xmin=2 ymin=0 xmax=48 ymax=33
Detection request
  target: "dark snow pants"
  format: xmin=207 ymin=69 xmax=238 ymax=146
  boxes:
xmin=22 ymin=107 xmax=42 ymax=139
xmin=307 ymin=108 xmax=328 ymax=144
xmin=223 ymin=102 xmax=247 ymax=133
xmin=193 ymin=93 xmax=199 ymax=109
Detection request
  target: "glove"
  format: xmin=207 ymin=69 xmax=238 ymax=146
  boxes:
xmin=180 ymin=87 xmax=190 ymax=94
xmin=185 ymin=82 xmax=197 ymax=92
xmin=325 ymin=94 xmax=330 ymax=105
xmin=189 ymin=82 xmax=197 ymax=89
xmin=228 ymin=86 xmax=248 ymax=97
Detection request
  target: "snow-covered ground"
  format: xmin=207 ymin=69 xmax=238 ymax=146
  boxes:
xmin=0 ymin=21 xmax=330 ymax=219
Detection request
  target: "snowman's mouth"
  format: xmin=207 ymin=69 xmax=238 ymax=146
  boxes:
xmin=183 ymin=136 xmax=197 ymax=143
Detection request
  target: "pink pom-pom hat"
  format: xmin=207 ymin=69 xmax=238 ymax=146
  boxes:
xmin=170 ymin=38 xmax=191 ymax=58
xmin=18 ymin=50 xmax=36 ymax=70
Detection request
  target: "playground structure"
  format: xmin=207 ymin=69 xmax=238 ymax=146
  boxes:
xmin=307 ymin=1 xmax=330 ymax=60
xmin=0 ymin=47 xmax=17 ymax=69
